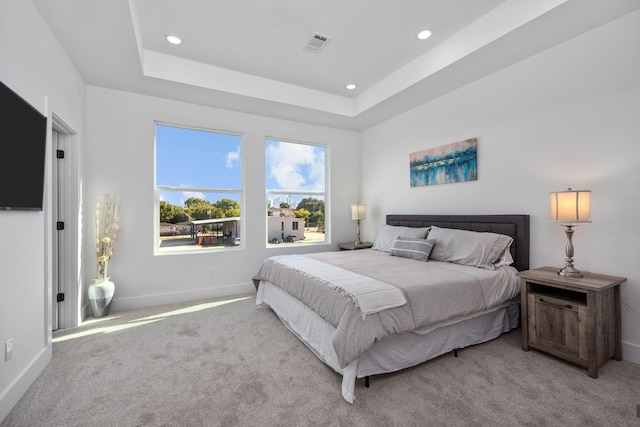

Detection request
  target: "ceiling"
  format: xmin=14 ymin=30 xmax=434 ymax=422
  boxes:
xmin=33 ymin=0 xmax=639 ymax=130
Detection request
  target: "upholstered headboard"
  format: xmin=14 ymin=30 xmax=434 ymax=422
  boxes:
xmin=386 ymin=214 xmax=530 ymax=271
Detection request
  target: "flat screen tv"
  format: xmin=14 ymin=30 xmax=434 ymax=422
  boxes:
xmin=0 ymin=81 xmax=47 ymax=211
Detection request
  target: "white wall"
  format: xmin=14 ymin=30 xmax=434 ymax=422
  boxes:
xmin=2 ymin=1 xmax=637 ymax=422
xmin=85 ymin=86 xmax=361 ymax=312
xmin=0 ymin=0 xmax=86 ymax=420
xmin=360 ymin=11 xmax=640 ymax=362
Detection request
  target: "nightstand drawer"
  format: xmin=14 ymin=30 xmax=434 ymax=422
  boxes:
xmin=528 ymin=291 xmax=587 ymax=360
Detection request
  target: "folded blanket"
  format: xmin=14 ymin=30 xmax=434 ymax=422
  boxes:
xmin=262 ymin=255 xmax=407 ymax=316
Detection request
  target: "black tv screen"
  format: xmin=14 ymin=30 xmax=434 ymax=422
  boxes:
xmin=0 ymin=81 xmax=47 ymax=211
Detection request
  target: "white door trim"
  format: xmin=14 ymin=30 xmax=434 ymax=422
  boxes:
xmin=52 ymin=114 xmax=80 ymax=329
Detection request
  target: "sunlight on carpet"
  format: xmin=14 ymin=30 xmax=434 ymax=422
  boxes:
xmin=137 ymin=296 xmax=252 ymax=321
xmin=53 ymin=319 xmax=163 ymax=342
xmin=53 ymin=295 xmax=252 ymax=343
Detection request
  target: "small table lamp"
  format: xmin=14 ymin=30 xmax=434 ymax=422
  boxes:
xmin=351 ymin=203 xmax=366 ymax=245
xmin=550 ymin=188 xmax=591 ymax=277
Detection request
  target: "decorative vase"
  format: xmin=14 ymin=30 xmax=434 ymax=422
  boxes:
xmin=88 ymin=277 xmax=115 ymax=318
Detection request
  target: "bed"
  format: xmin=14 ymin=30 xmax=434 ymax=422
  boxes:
xmin=254 ymin=214 xmax=530 ymax=403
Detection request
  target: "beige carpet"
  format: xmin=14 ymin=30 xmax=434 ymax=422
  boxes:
xmin=2 ymin=294 xmax=639 ymax=427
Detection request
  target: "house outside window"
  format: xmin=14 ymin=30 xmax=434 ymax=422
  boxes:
xmin=155 ymin=123 xmax=243 ymax=253
xmin=266 ymin=138 xmax=326 ymax=246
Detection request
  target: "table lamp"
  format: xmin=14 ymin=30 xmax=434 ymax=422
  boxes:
xmin=550 ymin=188 xmax=591 ymax=277
xmin=351 ymin=203 xmax=366 ymax=245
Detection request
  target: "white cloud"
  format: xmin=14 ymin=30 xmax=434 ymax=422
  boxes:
xmin=225 ymin=146 xmax=241 ymax=169
xmin=266 ymin=141 xmax=325 ymax=190
xmin=181 ymin=191 xmax=205 ymax=202
xmin=159 ymin=190 xmax=204 ymax=207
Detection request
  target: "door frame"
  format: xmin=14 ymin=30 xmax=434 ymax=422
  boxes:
xmin=51 ymin=114 xmax=80 ymax=330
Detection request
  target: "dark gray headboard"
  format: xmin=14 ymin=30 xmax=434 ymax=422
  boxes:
xmin=386 ymin=214 xmax=530 ymax=271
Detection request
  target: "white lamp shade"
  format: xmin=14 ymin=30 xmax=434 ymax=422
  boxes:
xmin=550 ymin=189 xmax=591 ymax=223
xmin=351 ymin=203 xmax=365 ymax=220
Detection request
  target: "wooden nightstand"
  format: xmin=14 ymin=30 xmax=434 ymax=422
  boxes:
xmin=518 ymin=266 xmax=626 ymax=378
xmin=338 ymin=242 xmax=373 ymax=250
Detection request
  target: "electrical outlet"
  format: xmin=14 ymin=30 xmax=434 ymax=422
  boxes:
xmin=5 ymin=339 xmax=13 ymax=362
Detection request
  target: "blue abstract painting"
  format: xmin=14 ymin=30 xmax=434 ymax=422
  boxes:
xmin=410 ymin=138 xmax=477 ymax=187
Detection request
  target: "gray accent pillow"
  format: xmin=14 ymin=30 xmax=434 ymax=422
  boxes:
xmin=371 ymin=225 xmax=430 ymax=252
xmin=428 ymin=226 xmax=513 ymax=270
xmin=390 ymin=237 xmax=435 ymax=262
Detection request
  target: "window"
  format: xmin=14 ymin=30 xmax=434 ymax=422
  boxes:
xmin=266 ymin=138 xmax=326 ymax=245
xmin=155 ymin=124 xmax=242 ymax=253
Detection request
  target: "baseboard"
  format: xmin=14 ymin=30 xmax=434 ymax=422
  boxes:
xmin=0 ymin=346 xmax=52 ymax=423
xmin=622 ymin=340 xmax=640 ymax=364
xmin=107 ymin=282 xmax=255 ymax=313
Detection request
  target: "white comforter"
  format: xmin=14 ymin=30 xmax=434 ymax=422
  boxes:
xmin=253 ymin=249 xmax=520 ymax=368
xmin=262 ymin=254 xmax=407 ymax=316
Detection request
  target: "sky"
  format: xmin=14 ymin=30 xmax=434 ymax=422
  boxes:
xmin=156 ymin=124 xmax=325 ymax=208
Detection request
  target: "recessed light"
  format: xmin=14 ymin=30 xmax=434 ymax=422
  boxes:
xmin=346 ymin=84 xmax=357 ymax=90
xmin=416 ymin=29 xmax=432 ymax=40
xmin=166 ymin=34 xmax=183 ymax=45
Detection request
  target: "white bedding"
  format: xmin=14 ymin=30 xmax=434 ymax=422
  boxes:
xmin=256 ymin=280 xmax=520 ymax=403
xmin=254 ymin=216 xmax=528 ymax=403
xmin=264 ymin=254 xmax=407 ymax=315
xmin=253 ymin=249 xmax=520 ymax=368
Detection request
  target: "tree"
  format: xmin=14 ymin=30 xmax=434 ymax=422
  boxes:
xmin=160 ymin=201 xmax=189 ymax=223
xmin=160 ymin=201 xmax=176 ymax=223
xmin=190 ymin=204 xmax=221 ymax=220
xmin=279 ymin=202 xmax=290 ymax=208
xmin=159 ymin=197 xmax=240 ymax=224
xmin=184 ymin=197 xmax=207 ymax=208
xmin=309 ymin=210 xmax=324 ymax=227
xmin=294 ymin=208 xmax=310 ymax=225
xmin=172 ymin=209 xmax=190 ymax=223
xmin=296 ymin=198 xmax=324 ymax=215
xmin=214 ymin=198 xmax=240 ymax=218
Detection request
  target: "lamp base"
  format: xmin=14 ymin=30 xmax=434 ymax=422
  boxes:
xmin=558 ymin=224 xmax=583 ymax=277
xmin=558 ymin=265 xmax=583 ymax=278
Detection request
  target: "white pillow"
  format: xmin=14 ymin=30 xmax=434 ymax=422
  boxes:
xmin=428 ymin=226 xmax=513 ymax=270
xmin=371 ymin=225 xmax=430 ymax=252
xmin=493 ymin=244 xmax=514 ymax=267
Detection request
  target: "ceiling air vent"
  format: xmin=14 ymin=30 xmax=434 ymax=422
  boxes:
xmin=303 ymin=32 xmax=331 ymax=53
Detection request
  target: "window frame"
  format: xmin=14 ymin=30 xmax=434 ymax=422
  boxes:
xmin=154 ymin=122 xmax=244 ymax=255
xmin=265 ymin=137 xmax=329 ymax=247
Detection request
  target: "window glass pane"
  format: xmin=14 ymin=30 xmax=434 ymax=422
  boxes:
xmin=160 ymin=191 xmax=240 ymax=214
xmin=266 ymin=140 xmax=325 ymax=191
xmin=266 ymin=139 xmax=326 ymax=245
xmin=156 ymin=124 xmax=242 ymax=252
xmin=156 ymin=125 xmax=242 ymax=188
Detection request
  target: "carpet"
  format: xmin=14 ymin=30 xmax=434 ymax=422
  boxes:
xmin=2 ymin=294 xmax=639 ymax=426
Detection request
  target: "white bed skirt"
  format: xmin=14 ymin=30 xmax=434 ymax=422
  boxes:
xmin=256 ymin=281 xmax=519 ymax=403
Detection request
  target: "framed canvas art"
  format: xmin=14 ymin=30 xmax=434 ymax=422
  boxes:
xmin=410 ymin=138 xmax=477 ymax=187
